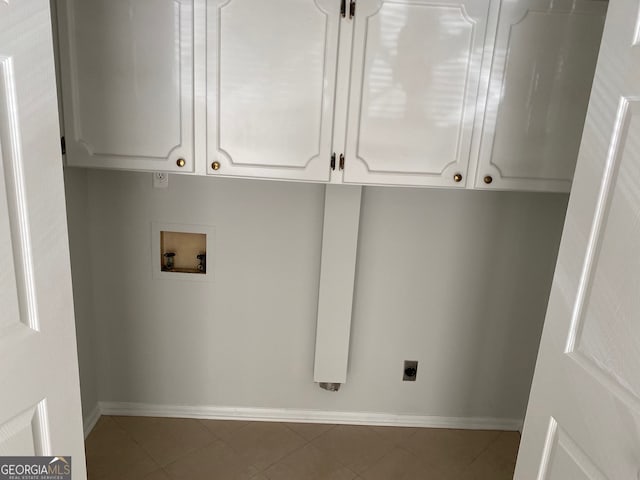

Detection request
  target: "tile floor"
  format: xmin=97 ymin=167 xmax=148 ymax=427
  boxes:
xmin=86 ymin=416 xmax=520 ymax=480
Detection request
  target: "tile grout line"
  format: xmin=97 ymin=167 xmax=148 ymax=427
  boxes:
xmin=392 ymin=436 xmax=466 ymax=477
xmin=281 ymin=421 xmax=338 ymax=442
xmin=255 ymin=423 xmax=317 ymax=474
xmin=277 ymin=423 xmax=361 ymax=478
xmin=197 ymin=419 xmax=272 ymax=476
xmin=89 ymin=417 xmax=518 ymax=480
xmin=92 ymin=416 xmax=165 ymax=479
xmin=354 ymin=425 xmax=415 ymax=480
xmin=195 ymin=421 xmax=312 ymax=475
xmin=368 ymin=423 xmax=420 ymax=446
xmin=467 ymin=430 xmax=504 ymax=466
xmin=450 ymin=429 xmax=506 ymax=478
xmin=164 ymin=429 xmax=255 ymax=478
xmin=108 ymin=416 xmax=167 ymax=474
xmin=356 ymin=446 xmax=401 ymax=480
xmin=110 ymin=415 xmax=223 ymax=477
xmin=310 ymin=424 xmax=399 ymax=479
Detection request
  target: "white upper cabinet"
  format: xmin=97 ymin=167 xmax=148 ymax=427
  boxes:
xmin=58 ymin=0 xmax=197 ymax=173
xmin=342 ymin=0 xmax=491 ymax=188
xmin=206 ymin=0 xmax=341 ymax=182
xmin=474 ymin=0 xmax=607 ymax=192
xmin=54 ymin=0 xmax=607 ymax=192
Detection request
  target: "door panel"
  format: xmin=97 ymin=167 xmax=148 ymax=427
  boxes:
xmin=573 ymin=100 xmax=640 ymax=398
xmin=0 ymin=0 xmax=86 ymax=475
xmin=58 ymin=0 xmax=195 ymax=172
xmin=516 ymin=0 xmax=640 ymax=477
xmin=0 ymin=402 xmax=48 ymax=456
xmin=476 ymin=0 xmax=606 ymax=192
xmin=541 ymin=421 xmax=607 ymax=480
xmin=207 ymin=0 xmax=339 ymax=181
xmin=343 ymin=0 xmax=490 ymax=187
xmin=0 ymin=54 xmax=40 ymax=339
xmin=0 ymin=99 xmax=22 ymax=334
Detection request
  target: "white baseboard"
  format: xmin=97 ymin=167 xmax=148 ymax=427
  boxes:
xmin=99 ymin=401 xmax=522 ymax=431
xmin=83 ymin=404 xmax=101 ymax=439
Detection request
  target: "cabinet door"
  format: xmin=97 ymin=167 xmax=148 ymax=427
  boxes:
xmin=58 ymin=0 xmax=196 ymax=173
xmin=474 ymin=0 xmax=606 ymax=192
xmin=342 ymin=0 xmax=490 ymax=187
xmin=207 ymin=0 xmax=340 ymax=182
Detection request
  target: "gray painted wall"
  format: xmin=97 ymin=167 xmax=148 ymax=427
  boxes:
xmin=64 ymin=168 xmax=98 ymax=421
xmin=64 ymin=169 xmax=568 ymax=422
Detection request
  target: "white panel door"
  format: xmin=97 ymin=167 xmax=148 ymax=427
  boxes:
xmin=342 ymin=0 xmax=491 ymax=188
xmin=207 ymin=0 xmax=340 ymax=182
xmin=58 ymin=0 xmax=196 ymax=173
xmin=516 ymin=0 xmax=640 ymax=477
xmin=475 ymin=0 xmax=606 ymax=192
xmin=0 ymin=0 xmax=85 ymax=476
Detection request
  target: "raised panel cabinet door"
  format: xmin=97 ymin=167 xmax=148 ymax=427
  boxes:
xmin=207 ymin=0 xmax=341 ymax=182
xmin=475 ymin=0 xmax=607 ymax=192
xmin=342 ymin=0 xmax=491 ymax=187
xmin=58 ymin=0 xmax=196 ymax=172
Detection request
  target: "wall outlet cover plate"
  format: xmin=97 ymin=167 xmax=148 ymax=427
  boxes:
xmin=403 ymin=360 xmax=418 ymax=381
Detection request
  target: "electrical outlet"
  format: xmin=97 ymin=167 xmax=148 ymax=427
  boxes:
xmin=403 ymin=360 xmax=418 ymax=381
xmin=153 ymin=172 xmax=168 ymax=189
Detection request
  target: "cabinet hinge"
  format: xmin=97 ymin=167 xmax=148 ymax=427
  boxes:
xmin=61 ymin=136 xmax=66 ymax=155
xmin=339 ymin=153 xmax=345 ymax=170
xmin=349 ymin=0 xmax=356 ymax=18
xmin=340 ymin=0 xmax=346 ymax=18
xmin=330 ymin=153 xmax=336 ymax=171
